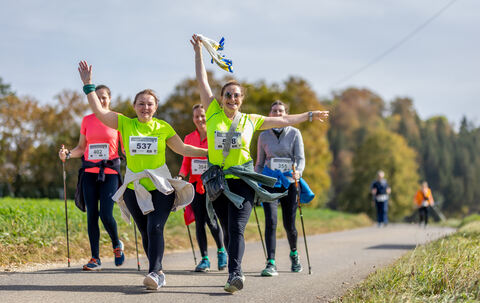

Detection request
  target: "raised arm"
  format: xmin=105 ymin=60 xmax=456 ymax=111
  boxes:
xmin=190 ymin=34 xmax=214 ymax=109
xmin=78 ymin=61 xmax=119 ymax=129
xmin=166 ymin=134 xmax=208 ymax=157
xmin=259 ymin=110 xmax=329 ymax=130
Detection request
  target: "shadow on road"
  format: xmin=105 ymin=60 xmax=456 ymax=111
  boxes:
xmin=1 ymin=268 xmax=147 ymax=276
xmin=0 ymin=284 xmax=232 ymax=296
xmin=366 ymin=244 xmax=417 ymax=250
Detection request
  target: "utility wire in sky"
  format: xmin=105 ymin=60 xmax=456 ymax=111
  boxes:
xmin=331 ymin=0 xmax=459 ymax=88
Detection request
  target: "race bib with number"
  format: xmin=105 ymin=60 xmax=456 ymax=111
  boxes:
xmin=376 ymin=194 xmax=389 ymax=202
xmin=214 ymin=131 xmax=242 ymax=150
xmin=129 ymin=136 xmax=158 ymax=155
xmin=422 ymin=200 xmax=429 ymax=207
xmin=191 ymin=159 xmax=208 ymax=175
xmin=88 ymin=143 xmax=109 ymax=160
xmin=270 ymin=157 xmax=293 ymax=173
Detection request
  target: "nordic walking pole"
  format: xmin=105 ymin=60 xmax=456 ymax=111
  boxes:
xmin=253 ymin=204 xmax=267 ymax=260
xmin=184 ymin=208 xmax=197 ymax=265
xmin=186 ymin=224 xmax=198 ymax=265
xmin=132 ymin=220 xmax=141 ymax=271
xmin=292 ymin=164 xmax=312 ymax=274
xmin=61 ymin=145 xmax=71 ymax=267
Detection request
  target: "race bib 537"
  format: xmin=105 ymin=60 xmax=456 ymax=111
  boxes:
xmin=129 ymin=136 xmax=158 ymax=155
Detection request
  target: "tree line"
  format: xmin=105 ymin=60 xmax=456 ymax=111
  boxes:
xmin=0 ymin=75 xmax=478 ymax=219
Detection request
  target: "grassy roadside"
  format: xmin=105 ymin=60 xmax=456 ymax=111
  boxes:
xmin=0 ymin=197 xmax=372 ymax=270
xmin=336 ymin=216 xmax=480 ymax=302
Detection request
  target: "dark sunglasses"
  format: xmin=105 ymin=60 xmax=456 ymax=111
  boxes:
xmin=224 ymin=92 xmax=241 ymax=99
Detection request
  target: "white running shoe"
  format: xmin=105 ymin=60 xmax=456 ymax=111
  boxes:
xmin=143 ymin=272 xmax=166 ymax=290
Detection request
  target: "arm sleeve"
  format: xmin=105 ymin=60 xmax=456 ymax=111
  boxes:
xmin=165 ymin=122 xmax=176 ymax=139
xmin=250 ymin=114 xmax=266 ymax=131
xmin=255 ymin=133 xmax=266 ymax=173
xmin=293 ymin=129 xmax=305 ymax=175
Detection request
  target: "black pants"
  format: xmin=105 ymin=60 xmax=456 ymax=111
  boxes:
xmin=212 ymin=179 xmax=254 ymax=274
xmin=123 ymin=188 xmax=174 ymax=273
xmin=82 ymin=172 xmax=120 ymax=259
xmin=191 ymin=183 xmax=224 ymax=257
xmin=419 ymin=206 xmax=429 ymax=225
xmin=262 ymin=183 xmax=298 ymax=260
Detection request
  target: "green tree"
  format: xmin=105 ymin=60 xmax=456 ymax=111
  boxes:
xmin=340 ymin=130 xmax=419 ymax=220
xmin=388 ymin=97 xmax=421 ymax=149
xmin=327 ymin=88 xmax=386 ymax=208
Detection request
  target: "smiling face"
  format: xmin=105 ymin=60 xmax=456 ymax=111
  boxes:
xmin=221 ymin=84 xmax=243 ymax=117
xmin=134 ymin=94 xmax=158 ymax=122
xmin=96 ymin=88 xmax=111 ymax=109
xmin=193 ymin=106 xmax=206 ymax=132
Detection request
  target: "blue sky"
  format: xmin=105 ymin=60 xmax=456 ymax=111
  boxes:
xmin=1 ymin=0 xmax=478 ymax=126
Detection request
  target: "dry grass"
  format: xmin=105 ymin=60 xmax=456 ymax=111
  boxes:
xmin=336 ymin=216 xmax=480 ymax=302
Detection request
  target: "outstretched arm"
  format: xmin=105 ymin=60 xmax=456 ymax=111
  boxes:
xmin=259 ymin=110 xmax=329 ymax=130
xmin=190 ymin=34 xmax=215 ymax=109
xmin=78 ymin=61 xmax=120 ymax=129
xmin=167 ymin=134 xmax=208 ymax=157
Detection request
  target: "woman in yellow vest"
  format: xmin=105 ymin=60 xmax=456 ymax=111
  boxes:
xmin=191 ymin=34 xmax=329 ymax=293
xmin=414 ymin=181 xmax=434 ymax=226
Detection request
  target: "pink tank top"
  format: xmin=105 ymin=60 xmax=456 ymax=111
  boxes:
xmin=81 ymin=114 xmax=121 ymax=174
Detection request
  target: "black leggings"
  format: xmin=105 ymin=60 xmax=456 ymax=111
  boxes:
xmin=212 ymin=179 xmax=254 ymax=274
xmin=419 ymin=206 xmax=429 ymax=225
xmin=82 ymin=172 xmax=120 ymax=259
xmin=123 ymin=188 xmax=174 ymax=273
xmin=262 ymin=183 xmax=298 ymax=260
xmin=191 ymin=183 xmax=224 ymax=257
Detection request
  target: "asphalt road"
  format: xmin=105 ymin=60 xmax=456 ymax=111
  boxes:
xmin=0 ymin=224 xmax=455 ymax=303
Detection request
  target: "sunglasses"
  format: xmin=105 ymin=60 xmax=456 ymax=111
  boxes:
xmin=224 ymin=92 xmax=242 ymax=99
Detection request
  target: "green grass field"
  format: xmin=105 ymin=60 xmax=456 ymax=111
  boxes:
xmin=336 ymin=215 xmax=480 ymax=302
xmin=0 ymin=197 xmax=372 ymax=270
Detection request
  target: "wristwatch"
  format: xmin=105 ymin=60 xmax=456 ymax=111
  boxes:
xmin=308 ymin=111 xmax=313 ymax=122
xmin=66 ymin=150 xmax=71 ymax=160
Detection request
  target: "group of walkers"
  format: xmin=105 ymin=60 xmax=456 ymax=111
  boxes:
xmin=58 ymin=34 xmax=328 ymax=293
xmin=58 ymin=33 xmax=435 ymax=294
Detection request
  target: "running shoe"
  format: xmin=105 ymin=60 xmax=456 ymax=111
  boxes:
xmin=261 ymin=260 xmax=278 ymax=277
xmin=224 ymin=272 xmax=245 ymax=293
xmin=113 ymin=240 xmax=125 ymax=266
xmin=195 ymin=258 xmax=210 ymax=272
xmin=143 ymin=272 xmax=166 ymax=290
xmin=83 ymin=257 xmax=102 ymax=271
xmin=290 ymin=253 xmax=303 ymax=272
xmin=217 ymin=250 xmax=227 ymax=271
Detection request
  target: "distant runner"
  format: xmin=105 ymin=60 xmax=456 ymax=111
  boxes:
xmin=370 ymin=170 xmax=391 ymax=227
xmin=414 ymin=181 xmax=434 ymax=227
